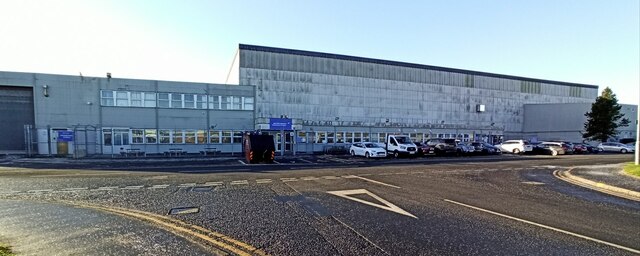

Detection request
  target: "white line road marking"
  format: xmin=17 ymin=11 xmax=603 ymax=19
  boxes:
xmin=149 ymin=184 xmax=170 ymax=189
xmin=230 ymin=180 xmax=249 ymax=185
xmin=0 ymin=191 xmax=21 ymax=194
xmin=410 ymin=171 xmax=424 ymax=174
xmin=256 ymin=179 xmax=273 ymax=184
xmin=27 ymin=189 xmax=54 ymax=193
xmin=321 ymin=176 xmax=340 ymax=180
xmin=178 ymin=183 xmax=197 ymax=188
xmin=301 ymin=176 xmax=319 ymax=181
xmin=238 ymin=160 xmax=247 ymax=165
xmin=62 ymin=187 xmax=89 ymax=191
xmin=521 ymin=181 xmax=545 ymax=185
xmin=123 ymin=185 xmax=144 ymax=190
xmin=280 ymin=178 xmax=298 ymax=182
xmin=272 ymin=160 xmax=280 ymax=164
xmin=342 ymin=175 xmax=357 ymax=179
xmin=204 ymin=181 xmax=223 ymax=186
xmin=328 ymin=189 xmax=417 ymax=219
xmin=443 ymin=199 xmax=640 ymax=254
xmin=299 ymin=158 xmax=314 ymax=164
xmin=349 ymin=175 xmax=402 ymax=189
xmin=359 ymin=173 xmax=373 ymax=176
xmin=96 ymin=186 xmax=119 ymax=191
xmin=394 ymin=172 xmax=408 ymax=175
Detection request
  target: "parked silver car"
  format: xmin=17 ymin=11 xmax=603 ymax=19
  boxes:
xmin=596 ymin=142 xmax=635 ymax=153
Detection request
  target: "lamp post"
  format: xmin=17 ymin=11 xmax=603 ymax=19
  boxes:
xmin=635 ymin=104 xmax=639 ymax=165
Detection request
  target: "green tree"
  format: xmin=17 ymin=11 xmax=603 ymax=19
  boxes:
xmin=583 ymin=87 xmax=630 ymax=142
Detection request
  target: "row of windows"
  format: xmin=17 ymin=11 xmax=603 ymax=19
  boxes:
xmin=100 ymin=90 xmax=254 ymax=110
xmin=102 ymin=128 xmax=478 ymax=146
xmin=296 ymin=131 xmax=473 ymax=144
xmin=103 ymin=129 xmax=245 ymax=146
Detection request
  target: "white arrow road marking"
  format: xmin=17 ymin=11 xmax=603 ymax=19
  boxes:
xmin=327 ymin=189 xmax=417 ymax=219
xmin=344 ymin=175 xmax=401 ymax=189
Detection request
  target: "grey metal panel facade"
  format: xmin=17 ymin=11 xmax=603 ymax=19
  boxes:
xmin=238 ymin=48 xmax=598 ymax=137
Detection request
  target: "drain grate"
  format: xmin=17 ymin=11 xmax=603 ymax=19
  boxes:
xmin=168 ymin=207 xmax=200 ymax=215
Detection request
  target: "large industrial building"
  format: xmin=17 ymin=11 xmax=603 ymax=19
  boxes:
xmin=0 ymin=44 xmax=636 ymax=156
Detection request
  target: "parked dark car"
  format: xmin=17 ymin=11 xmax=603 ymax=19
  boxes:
xmin=531 ymin=143 xmax=565 ymax=156
xmin=572 ymin=143 xmax=588 ymax=154
xmin=425 ymin=139 xmax=457 ymax=156
xmin=469 ymin=142 xmax=501 ymax=155
xmin=414 ymin=142 xmax=436 ymax=156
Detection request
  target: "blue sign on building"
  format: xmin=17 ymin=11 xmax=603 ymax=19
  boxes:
xmin=57 ymin=131 xmax=74 ymax=142
xmin=269 ymin=118 xmax=292 ymax=130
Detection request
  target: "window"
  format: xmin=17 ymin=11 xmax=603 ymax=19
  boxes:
xmin=336 ymin=132 xmax=344 ymax=143
xmin=208 ymin=96 xmax=221 ymax=109
xmin=196 ymin=95 xmax=207 ymax=109
xmin=196 ymin=130 xmax=206 ymax=144
xmin=184 ymin=94 xmax=195 ymax=109
xmin=354 ymin=132 xmax=362 ymax=143
xmin=131 ymin=129 xmax=144 ymax=144
xmin=144 ymin=93 xmax=156 ymax=107
xmin=159 ymin=129 xmax=171 ymax=143
xmin=362 ymin=132 xmax=370 ymax=142
xmin=158 ymin=93 xmax=170 ymax=108
xmin=233 ymin=132 xmax=243 ymax=143
xmin=116 ymin=91 xmax=129 ymax=106
xmin=103 ymin=129 xmax=112 ymax=145
xmin=221 ymin=131 xmax=232 ymax=143
xmin=145 ymin=129 xmax=157 ymax=144
xmin=297 ymin=131 xmax=307 ymax=143
xmin=209 ymin=130 xmax=220 ymax=143
xmin=242 ymin=97 xmax=254 ymax=110
xmin=101 ymin=91 xmax=114 ymax=106
xmin=326 ymin=132 xmax=334 ymax=143
xmin=173 ymin=130 xmax=184 ymax=144
xmin=184 ymin=130 xmax=196 ymax=144
xmin=346 ymin=132 xmax=354 ymax=143
xmin=130 ymin=92 xmax=143 ymax=107
xmin=378 ymin=133 xmax=386 ymax=143
xmin=171 ymin=93 xmax=182 ymax=108
xmin=225 ymin=96 xmax=240 ymax=110
xmin=315 ymin=132 xmax=326 ymax=144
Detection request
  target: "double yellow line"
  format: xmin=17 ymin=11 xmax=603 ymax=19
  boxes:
xmin=70 ymin=202 xmax=268 ymax=256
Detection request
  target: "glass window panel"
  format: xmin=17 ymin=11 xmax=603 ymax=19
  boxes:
xmin=100 ymin=91 xmax=114 ymax=106
xmin=131 ymin=129 xmax=144 ymax=144
xmin=116 ymin=91 xmax=129 ymax=106
xmin=208 ymin=96 xmax=220 ymax=109
xmin=243 ymin=97 xmax=254 ymax=110
xmin=158 ymin=93 xmax=170 ymax=108
xmin=221 ymin=131 xmax=232 ymax=143
xmin=159 ymin=129 xmax=171 ymax=143
xmin=336 ymin=132 xmax=344 ymax=143
xmin=196 ymin=95 xmax=207 ymax=109
xmin=354 ymin=132 xmax=362 ymax=143
xmin=144 ymin=93 xmax=156 ymax=107
xmin=145 ymin=129 xmax=157 ymax=144
xmin=196 ymin=130 xmax=206 ymax=144
xmin=171 ymin=94 xmax=182 ymax=108
xmin=173 ymin=130 xmax=184 ymax=144
xmin=130 ymin=92 xmax=142 ymax=107
xmin=209 ymin=131 xmax=220 ymax=143
xmin=103 ymin=129 xmax=112 ymax=145
xmin=233 ymin=131 xmax=243 ymax=143
xmin=326 ymin=132 xmax=334 ymax=143
xmin=184 ymin=130 xmax=196 ymax=144
xmin=184 ymin=94 xmax=195 ymax=109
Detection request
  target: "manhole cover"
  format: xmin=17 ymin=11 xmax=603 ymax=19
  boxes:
xmin=168 ymin=207 xmax=200 ymax=215
xmin=192 ymin=186 xmax=213 ymax=192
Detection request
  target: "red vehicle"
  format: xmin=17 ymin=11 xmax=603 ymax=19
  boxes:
xmin=573 ymin=143 xmax=588 ymax=154
xmin=414 ymin=142 xmax=436 ymax=156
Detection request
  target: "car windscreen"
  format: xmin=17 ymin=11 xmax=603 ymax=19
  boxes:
xmin=395 ymin=137 xmax=411 ymax=144
xmin=364 ymin=143 xmax=378 ymax=148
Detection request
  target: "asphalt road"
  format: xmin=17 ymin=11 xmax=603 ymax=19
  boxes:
xmin=0 ymin=154 xmax=638 ymax=255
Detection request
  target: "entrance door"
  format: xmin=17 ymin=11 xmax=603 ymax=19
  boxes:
xmin=102 ymin=128 xmax=130 ymax=154
xmin=273 ymin=131 xmax=293 ymax=155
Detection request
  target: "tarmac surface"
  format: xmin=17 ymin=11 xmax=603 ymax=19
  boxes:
xmin=0 ymin=153 xmax=638 ymax=255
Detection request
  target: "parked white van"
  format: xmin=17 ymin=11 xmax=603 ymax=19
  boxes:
xmin=386 ymin=135 xmax=417 ymax=158
xmin=496 ymin=140 xmax=533 ymax=154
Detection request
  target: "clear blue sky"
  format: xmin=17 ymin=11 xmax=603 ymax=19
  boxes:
xmin=1 ymin=0 xmax=638 ymax=104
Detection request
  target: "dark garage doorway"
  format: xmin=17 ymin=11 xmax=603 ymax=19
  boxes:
xmin=0 ymin=86 xmax=35 ymax=151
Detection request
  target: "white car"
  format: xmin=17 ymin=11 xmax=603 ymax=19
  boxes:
xmin=597 ymin=142 xmax=635 ymax=153
xmin=496 ymin=140 xmax=533 ymax=154
xmin=350 ymin=142 xmax=387 ymax=158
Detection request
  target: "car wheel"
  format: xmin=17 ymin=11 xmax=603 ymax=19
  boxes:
xmin=365 ymin=152 xmax=370 ymax=158
xmin=621 ymin=149 xmax=628 ymax=154
xmin=394 ymin=151 xmax=400 ymax=158
xmin=513 ymin=148 xmax=521 ymax=154
xmin=350 ymin=150 xmax=355 ymax=156
xmin=551 ymin=150 xmax=558 ymax=156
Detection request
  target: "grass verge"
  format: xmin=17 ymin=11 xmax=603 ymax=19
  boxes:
xmin=0 ymin=244 xmax=15 ymax=256
xmin=623 ymin=162 xmax=640 ymax=177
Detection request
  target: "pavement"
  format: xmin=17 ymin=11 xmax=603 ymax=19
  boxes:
xmin=560 ymin=163 xmax=640 ymax=200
